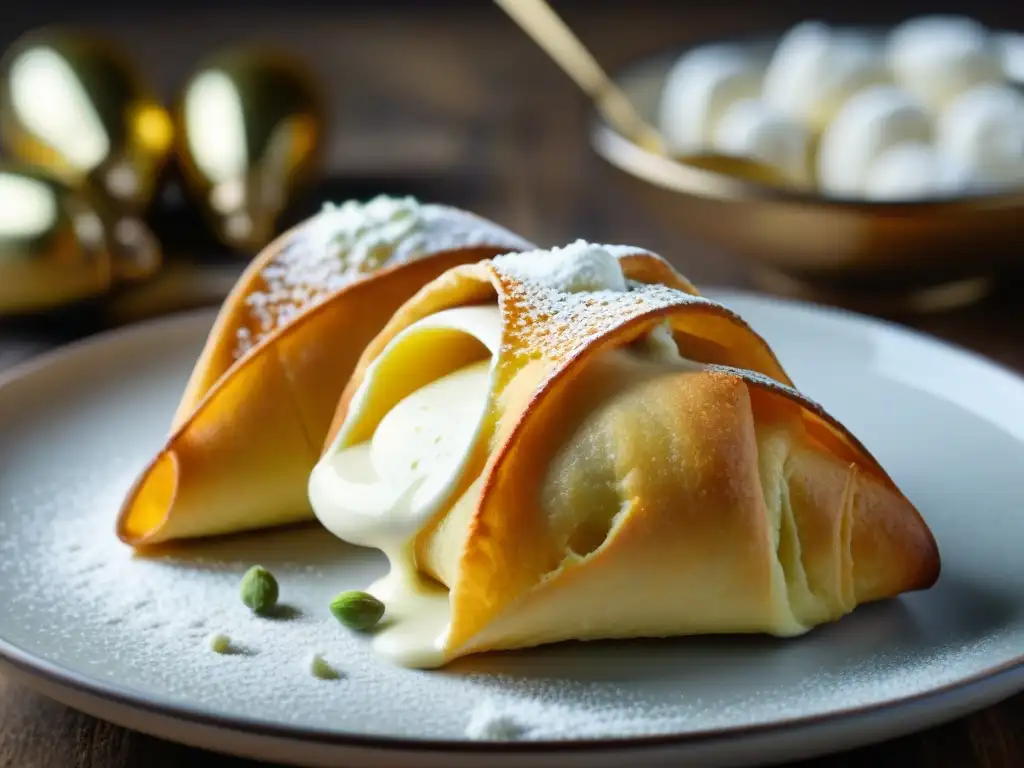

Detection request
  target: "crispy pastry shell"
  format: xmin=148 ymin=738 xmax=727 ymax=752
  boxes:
xmin=325 ymin=249 xmax=940 ymax=662
xmin=118 ymin=205 xmax=532 ymax=547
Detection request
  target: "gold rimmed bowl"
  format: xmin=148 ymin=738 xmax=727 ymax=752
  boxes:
xmin=590 ymin=32 xmax=1024 ymax=314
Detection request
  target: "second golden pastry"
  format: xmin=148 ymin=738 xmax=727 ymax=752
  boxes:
xmin=118 ymin=196 xmax=533 ymax=547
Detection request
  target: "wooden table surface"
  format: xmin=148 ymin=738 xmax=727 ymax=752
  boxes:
xmin=2 ymin=2 xmax=1024 ymax=766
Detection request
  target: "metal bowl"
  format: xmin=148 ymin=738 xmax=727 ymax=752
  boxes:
xmin=590 ymin=34 xmax=1024 ymax=313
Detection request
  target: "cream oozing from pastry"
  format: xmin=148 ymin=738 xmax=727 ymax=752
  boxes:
xmin=308 ymin=243 xmax=697 ymax=667
xmin=309 ymin=304 xmax=500 ymax=667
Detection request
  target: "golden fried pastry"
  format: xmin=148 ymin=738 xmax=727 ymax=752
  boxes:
xmin=117 ymin=196 xmax=533 ymax=547
xmin=309 ymin=240 xmax=940 ymax=668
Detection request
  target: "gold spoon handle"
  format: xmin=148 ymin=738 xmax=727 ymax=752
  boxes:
xmin=493 ymin=0 xmax=665 ymax=153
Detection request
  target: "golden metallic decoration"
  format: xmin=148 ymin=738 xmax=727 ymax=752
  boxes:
xmin=0 ymin=29 xmax=174 ymax=212
xmin=174 ymin=47 xmax=325 ymax=253
xmin=590 ymin=42 xmax=1024 ymax=314
xmin=0 ymin=164 xmax=161 ymax=315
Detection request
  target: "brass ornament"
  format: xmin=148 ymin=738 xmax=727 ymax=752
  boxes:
xmin=0 ymin=29 xmax=174 ymax=212
xmin=0 ymin=163 xmax=161 ymax=315
xmin=174 ymin=47 xmax=325 ymax=253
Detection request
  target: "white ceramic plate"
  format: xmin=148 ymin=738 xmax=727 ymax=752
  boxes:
xmin=1 ymin=293 xmax=1022 ymax=768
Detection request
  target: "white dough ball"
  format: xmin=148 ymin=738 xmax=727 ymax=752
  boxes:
xmin=861 ymin=142 xmax=1019 ymax=199
xmin=945 ymin=156 xmax=1024 ymax=194
xmin=712 ymin=98 xmax=812 ymax=186
xmin=888 ymin=15 xmax=989 ymax=55
xmin=762 ymin=21 xmax=889 ymax=131
xmin=936 ymin=82 xmax=1024 ymax=188
xmin=862 ymin=142 xmax=950 ymax=200
xmin=818 ymin=85 xmax=933 ymax=197
xmin=933 ymin=155 xmax=983 ymax=193
xmin=997 ymin=32 xmax=1024 ymax=83
xmin=658 ymin=44 xmax=763 ymax=152
xmin=887 ymin=15 xmax=1003 ymax=110
xmin=935 ymin=153 xmax=1024 ymax=195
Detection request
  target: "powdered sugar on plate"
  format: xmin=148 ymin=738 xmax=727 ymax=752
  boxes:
xmin=0 ymin=463 xmax=706 ymax=738
xmin=0 ymin=458 xmax=1009 ymax=743
xmin=3 ymin=467 xmax=357 ymax=704
xmin=1 ymin=454 xmax=698 ymax=738
xmin=462 ymin=695 xmax=710 ymax=741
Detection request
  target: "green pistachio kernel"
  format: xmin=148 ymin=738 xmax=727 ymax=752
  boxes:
xmin=307 ymin=652 xmax=339 ymax=680
xmin=330 ymin=590 xmax=385 ymax=631
xmin=239 ymin=565 xmax=279 ymax=615
xmin=206 ymin=632 xmax=232 ymax=654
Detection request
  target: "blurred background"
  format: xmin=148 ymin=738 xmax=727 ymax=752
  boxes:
xmin=1 ymin=0 xmax=1024 ymax=369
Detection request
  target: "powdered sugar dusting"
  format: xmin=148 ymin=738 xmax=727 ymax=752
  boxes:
xmin=234 ymin=198 xmax=531 ymax=357
xmin=487 ymin=244 xmax=885 ymax=484
xmin=487 ymin=244 xmax=810 ymax=402
xmin=463 ymin=695 xmax=706 ymax=741
xmin=491 ymin=261 xmax=717 ymax=366
xmin=2 ymin=447 xmax=1003 ymax=742
xmin=496 ymin=240 xmax=629 ymax=293
xmin=464 ymin=698 xmax=532 ymax=739
xmin=6 ymin=469 xmax=357 ymax=708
